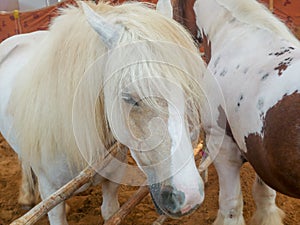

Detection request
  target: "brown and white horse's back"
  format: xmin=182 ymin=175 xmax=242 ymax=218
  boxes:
xmin=222 ymin=39 xmax=300 ymax=198
xmin=193 ymin=1 xmax=300 ymax=198
xmin=241 ymin=48 xmax=300 ymax=197
xmin=166 ymin=0 xmax=300 ymax=199
xmin=158 ymin=0 xmax=299 ymax=224
xmin=245 ymin=90 xmax=300 ymax=198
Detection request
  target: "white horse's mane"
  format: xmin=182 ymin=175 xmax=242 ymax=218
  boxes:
xmin=8 ymin=1 xmax=204 ymax=170
xmin=216 ymin=0 xmax=300 ymax=46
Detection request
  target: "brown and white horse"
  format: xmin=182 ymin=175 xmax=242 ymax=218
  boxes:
xmin=158 ymin=0 xmax=300 ymax=224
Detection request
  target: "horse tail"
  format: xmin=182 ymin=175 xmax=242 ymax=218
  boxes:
xmin=18 ymin=161 xmax=39 ymax=209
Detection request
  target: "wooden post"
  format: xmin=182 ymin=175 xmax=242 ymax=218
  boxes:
xmin=10 ymin=138 xmax=209 ymax=225
xmin=269 ymin=0 xmax=274 ymax=12
xmin=10 ymin=142 xmax=122 ymax=225
xmin=104 ymin=185 xmax=149 ymax=225
xmin=152 ymin=215 xmax=167 ymax=225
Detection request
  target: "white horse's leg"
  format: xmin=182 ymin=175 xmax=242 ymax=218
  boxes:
xmin=250 ymin=174 xmax=285 ymax=225
xmin=18 ymin=162 xmax=39 ymax=209
xmin=38 ymin=172 xmax=68 ymax=225
xmin=99 ymin=145 xmax=127 ymax=220
xmin=213 ymin=135 xmax=245 ymax=225
xmin=101 ymin=180 xmax=120 ymax=221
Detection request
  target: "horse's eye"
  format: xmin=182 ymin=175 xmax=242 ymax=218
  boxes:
xmin=122 ymin=93 xmax=139 ymax=107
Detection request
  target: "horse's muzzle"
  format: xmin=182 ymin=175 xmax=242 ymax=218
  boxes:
xmin=149 ymin=183 xmax=201 ymax=218
xmin=159 ymin=185 xmax=186 ymax=216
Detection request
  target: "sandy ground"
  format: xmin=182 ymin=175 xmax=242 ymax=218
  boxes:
xmin=0 ymin=133 xmax=299 ymax=225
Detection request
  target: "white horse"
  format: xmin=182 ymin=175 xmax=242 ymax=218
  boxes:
xmin=158 ymin=0 xmax=300 ymax=224
xmin=0 ymin=1 xmax=208 ymax=224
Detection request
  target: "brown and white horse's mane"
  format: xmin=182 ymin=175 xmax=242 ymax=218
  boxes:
xmin=214 ymin=0 xmax=299 ymax=46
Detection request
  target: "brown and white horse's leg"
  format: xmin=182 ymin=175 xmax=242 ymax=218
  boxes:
xmin=213 ymin=135 xmax=245 ymax=225
xmin=251 ymin=174 xmax=285 ymax=225
xmin=18 ymin=162 xmax=39 ymax=209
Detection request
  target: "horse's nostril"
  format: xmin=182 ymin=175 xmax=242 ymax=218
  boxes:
xmin=160 ymin=185 xmax=185 ymax=213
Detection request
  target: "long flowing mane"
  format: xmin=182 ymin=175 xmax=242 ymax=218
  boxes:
xmin=8 ymin=1 xmax=204 ymax=171
xmin=216 ymin=0 xmax=300 ymax=46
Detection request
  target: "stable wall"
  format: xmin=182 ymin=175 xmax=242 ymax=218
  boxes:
xmin=0 ymin=0 xmax=76 ymax=42
xmin=0 ymin=0 xmax=63 ymax=12
xmin=260 ymin=0 xmax=300 ymax=39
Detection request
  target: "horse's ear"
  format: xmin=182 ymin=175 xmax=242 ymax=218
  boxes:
xmin=81 ymin=2 xmax=122 ymax=48
xmin=156 ymin=0 xmax=173 ymax=19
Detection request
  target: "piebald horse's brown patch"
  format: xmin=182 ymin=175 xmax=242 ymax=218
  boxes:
xmin=269 ymin=47 xmax=294 ymax=76
xmin=274 ymin=57 xmax=293 ymax=76
xmin=245 ymin=92 xmax=300 ymax=198
xmin=274 ymin=62 xmax=288 ymax=76
xmin=174 ymin=0 xmax=199 ymax=43
xmin=201 ymin=31 xmax=211 ymax=64
xmin=175 ymin=0 xmax=211 ymax=63
xmin=217 ymin=105 xmax=236 ymax=143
